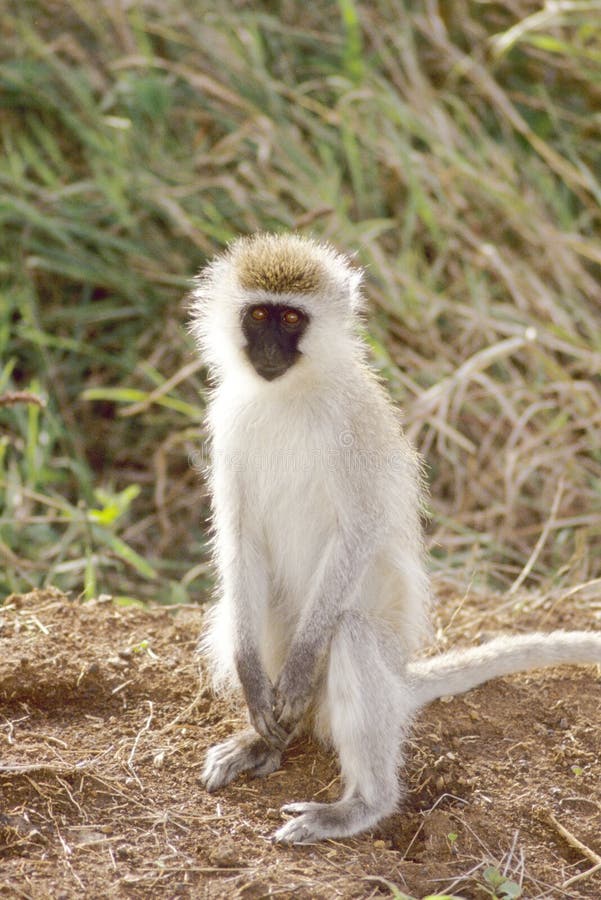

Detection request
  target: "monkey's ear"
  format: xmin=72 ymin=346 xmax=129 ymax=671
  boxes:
xmin=347 ymin=267 xmax=365 ymax=314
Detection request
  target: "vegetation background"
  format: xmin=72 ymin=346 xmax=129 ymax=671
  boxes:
xmin=1 ymin=0 xmax=600 ymax=607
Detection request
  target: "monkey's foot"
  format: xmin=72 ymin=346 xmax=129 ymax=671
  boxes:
xmin=201 ymin=730 xmax=282 ymax=792
xmin=274 ymin=797 xmax=380 ymax=843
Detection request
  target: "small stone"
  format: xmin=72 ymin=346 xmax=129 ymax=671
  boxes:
xmin=265 ymin=808 xmax=281 ymax=821
xmin=208 ymin=837 xmax=241 ymax=867
xmin=107 ymin=656 xmax=128 ymax=669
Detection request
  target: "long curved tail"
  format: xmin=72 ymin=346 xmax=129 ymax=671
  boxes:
xmin=406 ymin=631 xmax=601 ymax=710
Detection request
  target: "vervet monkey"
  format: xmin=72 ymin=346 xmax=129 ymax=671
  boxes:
xmin=189 ymin=233 xmax=601 ymax=844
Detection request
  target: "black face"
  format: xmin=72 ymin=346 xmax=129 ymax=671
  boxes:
xmin=241 ymin=303 xmax=309 ymax=381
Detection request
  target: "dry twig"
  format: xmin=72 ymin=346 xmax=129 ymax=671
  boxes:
xmin=542 ymin=809 xmax=601 ymax=888
xmin=0 ymin=391 xmax=45 ymax=408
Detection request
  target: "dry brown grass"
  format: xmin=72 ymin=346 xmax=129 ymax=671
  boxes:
xmin=1 ymin=0 xmax=600 ymax=602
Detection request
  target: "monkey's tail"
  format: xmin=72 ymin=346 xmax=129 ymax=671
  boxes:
xmin=406 ymin=630 xmax=601 ymax=709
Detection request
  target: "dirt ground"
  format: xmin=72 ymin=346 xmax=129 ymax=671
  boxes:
xmin=0 ymin=586 xmax=599 ymax=899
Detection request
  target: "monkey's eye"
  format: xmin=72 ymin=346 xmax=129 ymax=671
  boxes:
xmin=282 ymin=309 xmax=300 ymax=326
xmin=250 ymin=306 xmax=269 ymax=321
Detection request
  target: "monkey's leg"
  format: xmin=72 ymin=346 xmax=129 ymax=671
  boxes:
xmin=201 ymin=729 xmax=282 ymax=792
xmin=274 ymin=611 xmax=411 ymax=843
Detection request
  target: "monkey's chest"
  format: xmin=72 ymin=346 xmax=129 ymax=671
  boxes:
xmin=248 ymin=450 xmax=336 ymax=600
xmin=223 ymin=391 xmax=343 ymax=600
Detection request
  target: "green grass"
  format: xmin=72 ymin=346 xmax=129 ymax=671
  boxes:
xmin=1 ymin=0 xmax=600 ymax=602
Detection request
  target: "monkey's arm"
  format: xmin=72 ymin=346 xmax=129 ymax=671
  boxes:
xmin=273 ymin=520 xmax=381 ymax=732
xmin=226 ymin=546 xmax=289 ymax=748
xmin=213 ymin=469 xmax=288 ymax=749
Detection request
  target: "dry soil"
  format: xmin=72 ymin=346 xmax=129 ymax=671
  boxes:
xmin=0 ymin=586 xmax=600 ymax=899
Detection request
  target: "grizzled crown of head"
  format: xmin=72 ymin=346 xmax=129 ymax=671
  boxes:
xmin=192 ymin=233 xmax=364 ymax=316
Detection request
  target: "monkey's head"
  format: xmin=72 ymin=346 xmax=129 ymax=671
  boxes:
xmin=190 ymin=233 xmax=364 ymax=383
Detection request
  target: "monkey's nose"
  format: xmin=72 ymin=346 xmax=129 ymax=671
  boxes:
xmin=264 ymin=350 xmax=285 ymax=369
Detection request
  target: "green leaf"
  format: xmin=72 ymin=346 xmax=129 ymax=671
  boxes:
xmin=84 ymin=554 xmax=97 ymax=600
xmin=92 ymin=527 xmax=157 ymax=580
xmin=422 ymin=895 xmax=467 ymax=900
xmin=82 ymin=387 xmax=203 ymax=420
xmin=337 ymin=0 xmax=364 ymax=83
xmin=113 ymin=596 xmax=146 ymax=608
xmin=89 ymin=485 xmax=141 ymax=525
xmin=484 ymin=867 xmax=503 ymax=887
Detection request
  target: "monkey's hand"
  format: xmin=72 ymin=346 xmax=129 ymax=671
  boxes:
xmin=235 ymin=648 xmax=289 ymax=749
xmin=244 ymin=674 xmax=290 ymax=750
xmin=273 ymin=648 xmax=316 ymax=733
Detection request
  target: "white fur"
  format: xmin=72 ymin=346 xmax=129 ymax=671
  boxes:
xmin=408 ymin=630 xmax=601 ymax=708
xmin=191 ymin=236 xmax=431 ymax=701
xmin=191 ymin=233 xmax=600 ymax=844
